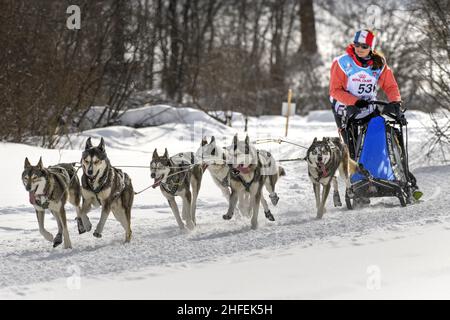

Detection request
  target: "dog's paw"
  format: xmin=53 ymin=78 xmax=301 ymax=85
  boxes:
xmin=76 ymin=218 xmax=86 ymax=234
xmin=264 ymin=210 xmax=275 ymax=221
xmin=269 ymin=193 xmax=279 ymax=206
xmin=53 ymin=233 xmax=63 ymax=248
xmin=316 ymin=208 xmax=326 ymax=219
xmin=346 ymin=188 xmax=355 ymax=198
xmin=186 ymin=221 xmax=195 ymax=230
xmin=223 ymin=214 xmax=233 ymax=220
xmin=333 ymin=193 xmax=342 ymax=207
xmin=42 ymin=232 xmax=54 ymax=242
xmin=84 ymin=220 xmax=92 ymax=232
xmin=93 ymin=231 xmax=102 ymax=238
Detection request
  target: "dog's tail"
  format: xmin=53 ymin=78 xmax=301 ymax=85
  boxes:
xmin=278 ymin=166 xmax=286 ymax=177
xmin=344 ymin=146 xmax=371 ymax=179
xmin=348 ymin=158 xmax=359 ymax=176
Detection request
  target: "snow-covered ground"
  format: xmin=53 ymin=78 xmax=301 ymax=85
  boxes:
xmin=1 ymin=106 xmax=449 ymax=299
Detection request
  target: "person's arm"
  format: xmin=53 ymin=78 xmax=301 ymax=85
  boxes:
xmin=329 ymin=60 xmax=359 ymax=106
xmin=378 ymin=64 xmax=401 ymax=102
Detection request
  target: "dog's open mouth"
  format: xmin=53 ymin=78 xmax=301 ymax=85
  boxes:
xmin=28 ymin=186 xmax=38 ymax=205
xmin=236 ymin=164 xmax=251 ymax=174
xmin=317 ymin=161 xmax=328 ymax=176
xmin=153 ymin=176 xmax=164 ymax=188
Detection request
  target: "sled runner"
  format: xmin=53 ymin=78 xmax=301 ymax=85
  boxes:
xmin=343 ymin=101 xmax=420 ymax=208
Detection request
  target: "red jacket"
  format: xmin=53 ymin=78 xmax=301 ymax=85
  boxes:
xmin=329 ymin=45 xmax=401 ymax=106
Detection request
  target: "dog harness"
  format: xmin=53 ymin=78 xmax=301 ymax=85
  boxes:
xmin=29 ymin=167 xmax=70 ymax=209
xmin=160 ymin=154 xmax=193 ymax=196
xmin=230 ymin=164 xmax=261 ymax=192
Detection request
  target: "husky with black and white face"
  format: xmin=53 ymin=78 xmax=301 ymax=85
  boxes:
xmin=80 ymin=137 xmax=134 ymax=243
xmin=221 ymin=135 xmax=285 ymax=229
xmin=22 ymin=158 xmax=83 ymax=249
xmin=196 ymin=136 xmax=285 ymax=222
xmin=306 ymin=137 xmax=358 ymax=219
xmin=151 ymin=148 xmax=203 ymax=231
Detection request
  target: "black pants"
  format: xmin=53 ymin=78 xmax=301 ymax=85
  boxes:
xmin=331 ymin=104 xmax=359 ymax=160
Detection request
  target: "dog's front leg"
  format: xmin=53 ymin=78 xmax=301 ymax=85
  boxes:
xmin=313 ymin=183 xmax=321 ymax=213
xmin=93 ymin=204 xmax=111 ymax=238
xmin=332 ymin=176 xmax=342 ymax=207
xmin=237 ymin=191 xmax=250 ymax=217
xmin=265 ymin=176 xmax=280 ymax=206
xmin=167 ymin=196 xmax=185 ymax=230
xmin=317 ymin=183 xmax=331 ymax=219
xmin=36 ymin=209 xmax=53 ymax=242
xmin=223 ymin=189 xmax=238 ymax=220
xmin=190 ymin=175 xmax=202 ymax=226
xmin=250 ymin=183 xmax=264 ymax=230
xmin=78 ymin=198 xmax=92 ymax=233
xmin=260 ymin=195 xmax=275 ymax=221
xmin=181 ymin=191 xmax=195 ymax=230
xmin=339 ymin=164 xmax=354 ymax=199
xmin=51 ymin=206 xmax=72 ymax=249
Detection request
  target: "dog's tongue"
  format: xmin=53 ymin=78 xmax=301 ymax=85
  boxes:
xmin=318 ymin=162 xmax=328 ymax=176
xmin=153 ymin=178 xmax=162 ymax=188
xmin=238 ymin=165 xmax=250 ymax=174
xmin=29 ymin=191 xmax=36 ymax=205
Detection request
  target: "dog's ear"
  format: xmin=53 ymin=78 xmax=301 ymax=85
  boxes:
xmin=211 ymin=136 xmax=215 ymax=143
xmin=153 ymin=148 xmax=159 ymax=159
xmin=201 ymin=137 xmax=208 ymax=146
xmin=163 ymin=148 xmax=169 ymax=158
xmin=313 ymin=137 xmax=317 ymax=143
xmin=24 ymin=157 xmax=31 ymax=169
xmin=98 ymin=137 xmax=105 ymax=152
xmin=85 ymin=137 xmax=93 ymax=150
xmin=37 ymin=157 xmax=43 ymax=169
xmin=244 ymin=135 xmax=250 ymax=154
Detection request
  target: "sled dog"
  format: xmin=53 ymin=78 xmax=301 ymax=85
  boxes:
xmin=21 ymin=158 xmax=82 ymax=249
xmin=151 ymin=148 xmax=203 ymax=230
xmin=222 ymin=135 xmax=285 ymax=229
xmin=306 ymin=137 xmax=359 ymax=219
xmin=80 ymin=137 xmax=134 ymax=242
xmin=196 ymin=136 xmax=285 ymax=222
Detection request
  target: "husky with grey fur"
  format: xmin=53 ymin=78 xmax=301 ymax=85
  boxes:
xmin=221 ymin=135 xmax=285 ymax=229
xmin=79 ymin=137 xmax=134 ymax=243
xmin=21 ymin=158 xmax=82 ymax=249
xmin=306 ymin=137 xmax=358 ymax=219
xmin=151 ymin=149 xmax=203 ymax=230
xmin=196 ymin=136 xmax=285 ymax=222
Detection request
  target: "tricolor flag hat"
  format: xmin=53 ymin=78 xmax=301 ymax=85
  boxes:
xmin=353 ymin=29 xmax=376 ymax=49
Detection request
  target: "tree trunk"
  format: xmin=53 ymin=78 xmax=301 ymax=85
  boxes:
xmin=298 ymin=0 xmax=317 ymax=54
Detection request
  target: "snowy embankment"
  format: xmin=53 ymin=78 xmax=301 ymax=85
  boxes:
xmin=0 ymin=105 xmax=449 ymax=299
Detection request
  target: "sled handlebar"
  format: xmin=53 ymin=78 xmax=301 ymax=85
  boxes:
xmin=347 ymin=100 xmax=407 ymax=125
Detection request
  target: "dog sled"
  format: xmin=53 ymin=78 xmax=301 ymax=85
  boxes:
xmin=342 ymin=100 xmax=419 ymax=208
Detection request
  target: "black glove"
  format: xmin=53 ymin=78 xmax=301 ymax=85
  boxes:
xmin=389 ymin=101 xmax=406 ymax=124
xmin=355 ymin=99 xmax=369 ymax=108
xmin=389 ymin=101 xmax=402 ymax=111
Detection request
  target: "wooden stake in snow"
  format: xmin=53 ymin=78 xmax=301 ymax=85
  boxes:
xmin=284 ymin=89 xmax=293 ymax=137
